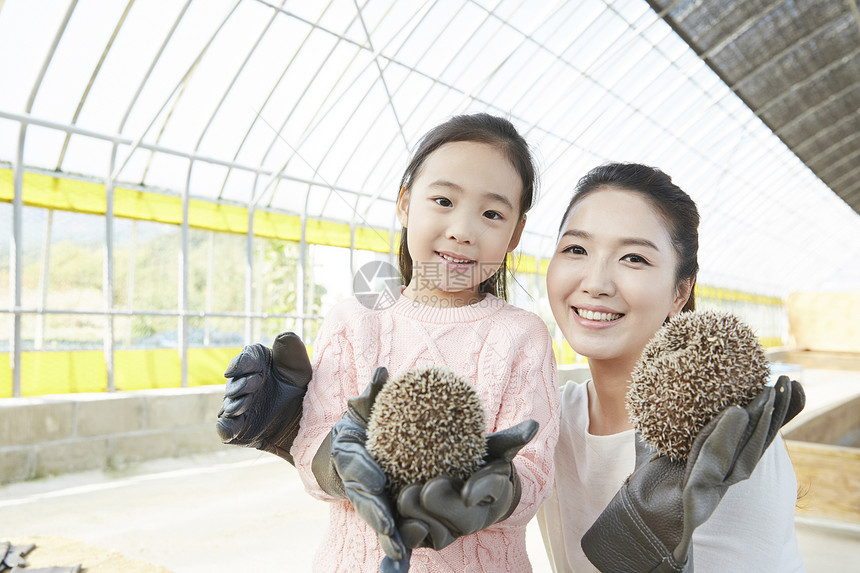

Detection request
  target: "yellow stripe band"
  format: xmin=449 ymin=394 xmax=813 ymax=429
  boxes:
xmin=0 ymin=168 xmax=392 ymax=253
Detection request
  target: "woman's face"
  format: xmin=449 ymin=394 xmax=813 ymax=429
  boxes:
xmin=546 ymin=188 xmax=690 ymax=365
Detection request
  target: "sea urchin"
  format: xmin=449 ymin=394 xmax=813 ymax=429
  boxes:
xmin=626 ymin=310 xmax=770 ymax=462
xmin=366 ymin=366 xmax=487 ymax=494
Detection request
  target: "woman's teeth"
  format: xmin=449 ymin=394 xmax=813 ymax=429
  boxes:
xmin=577 ymin=308 xmax=622 ymax=322
xmin=439 ymin=253 xmax=471 ymax=264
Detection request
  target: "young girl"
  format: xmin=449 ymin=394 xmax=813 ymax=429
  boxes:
xmin=290 ymin=113 xmax=561 ymax=572
xmin=537 ymin=163 xmax=804 ymax=572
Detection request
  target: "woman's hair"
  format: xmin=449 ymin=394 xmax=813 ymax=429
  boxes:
xmin=397 ymin=113 xmax=538 ymax=300
xmin=558 ymin=162 xmax=699 ymax=312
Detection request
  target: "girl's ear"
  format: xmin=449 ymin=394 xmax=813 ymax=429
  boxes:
xmin=396 ymin=186 xmax=409 ymax=228
xmin=506 ymin=214 xmax=526 ymax=252
xmin=670 ymin=277 xmax=694 ymax=317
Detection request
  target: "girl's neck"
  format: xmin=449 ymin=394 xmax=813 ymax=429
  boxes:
xmin=586 ymin=357 xmax=637 ymax=436
xmin=402 ymin=281 xmax=484 ymax=308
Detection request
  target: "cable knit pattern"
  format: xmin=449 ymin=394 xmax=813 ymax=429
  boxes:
xmin=292 ymin=292 xmax=560 ymax=573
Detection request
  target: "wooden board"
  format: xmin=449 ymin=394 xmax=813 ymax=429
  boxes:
xmin=786 ymin=440 xmax=860 ymax=523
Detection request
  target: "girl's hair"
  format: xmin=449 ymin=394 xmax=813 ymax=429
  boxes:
xmin=397 ymin=113 xmax=537 ymax=301
xmin=558 ymin=162 xmax=699 ymax=312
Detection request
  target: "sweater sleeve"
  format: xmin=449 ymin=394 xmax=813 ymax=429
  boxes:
xmin=291 ymin=302 xmax=358 ymax=501
xmin=495 ymin=312 xmax=561 ymax=528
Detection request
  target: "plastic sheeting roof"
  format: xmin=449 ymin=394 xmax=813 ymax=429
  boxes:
xmin=2 ymin=0 xmax=860 ymax=296
xmin=647 ymin=0 xmax=860 ymax=215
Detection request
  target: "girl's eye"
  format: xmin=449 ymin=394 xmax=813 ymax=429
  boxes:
xmin=433 ymin=197 xmax=452 ymax=207
xmin=623 ymin=254 xmax=649 ymax=264
xmin=483 ymin=210 xmax=503 ymax=220
xmin=561 ymin=245 xmax=586 ymax=255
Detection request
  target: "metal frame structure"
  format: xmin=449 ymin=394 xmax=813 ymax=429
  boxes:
xmin=2 ymin=0 xmax=859 ymax=398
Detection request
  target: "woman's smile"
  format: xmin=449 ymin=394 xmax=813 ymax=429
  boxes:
xmin=573 ymin=307 xmax=624 ymax=323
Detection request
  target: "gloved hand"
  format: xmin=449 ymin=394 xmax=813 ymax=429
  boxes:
xmin=311 ymin=367 xmax=410 ymax=573
xmin=581 ymin=375 xmax=805 ymax=572
xmin=216 ymin=332 xmax=312 ymax=465
xmin=389 ymin=418 xmax=539 ymax=556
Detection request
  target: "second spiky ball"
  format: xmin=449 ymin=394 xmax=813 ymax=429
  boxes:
xmin=626 ymin=310 xmax=770 ymax=462
xmin=366 ymin=366 xmax=487 ymax=494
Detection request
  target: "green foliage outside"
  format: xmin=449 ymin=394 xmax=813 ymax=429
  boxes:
xmin=1 ymin=210 xmax=325 ymax=350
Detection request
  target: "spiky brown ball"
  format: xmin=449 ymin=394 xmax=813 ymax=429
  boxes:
xmin=366 ymin=366 xmax=487 ymax=493
xmin=626 ymin=310 xmax=770 ymax=462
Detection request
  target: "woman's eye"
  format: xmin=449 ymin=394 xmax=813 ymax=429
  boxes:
xmin=483 ymin=210 xmax=503 ymax=220
xmin=623 ymin=254 xmax=649 ymax=264
xmin=433 ymin=197 xmax=452 ymax=207
xmin=561 ymin=245 xmax=585 ymax=255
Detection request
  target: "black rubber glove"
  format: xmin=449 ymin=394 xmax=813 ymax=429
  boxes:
xmin=389 ymin=418 xmax=539 ymax=557
xmin=311 ymin=367 xmax=410 ymax=573
xmin=216 ymin=332 xmax=312 ymax=465
xmin=581 ymin=375 xmax=805 ymax=572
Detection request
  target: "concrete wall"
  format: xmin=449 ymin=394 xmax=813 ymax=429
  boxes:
xmin=784 ymin=394 xmax=860 ymax=447
xmin=0 ymin=368 xmax=596 ymax=486
xmin=0 ymin=386 xmax=226 ymax=485
xmin=789 ymin=292 xmax=860 ymax=353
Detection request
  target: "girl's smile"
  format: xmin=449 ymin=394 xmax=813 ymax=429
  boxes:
xmin=436 ymin=250 xmax=476 ymax=269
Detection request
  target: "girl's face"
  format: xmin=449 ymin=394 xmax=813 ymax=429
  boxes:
xmin=546 ymin=188 xmax=691 ymax=365
xmin=397 ymin=141 xmax=525 ymax=307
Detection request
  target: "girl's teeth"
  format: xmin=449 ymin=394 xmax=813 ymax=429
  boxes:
xmin=440 ymin=253 xmax=470 ymax=263
xmin=578 ymin=309 xmax=621 ymax=322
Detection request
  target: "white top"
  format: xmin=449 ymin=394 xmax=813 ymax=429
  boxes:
xmin=537 ymin=380 xmax=806 ymax=572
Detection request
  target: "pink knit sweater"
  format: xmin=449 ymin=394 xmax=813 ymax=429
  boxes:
xmin=292 ymin=292 xmax=560 ymax=573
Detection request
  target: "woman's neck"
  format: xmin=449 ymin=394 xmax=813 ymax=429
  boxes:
xmin=586 ymin=357 xmax=637 ymax=436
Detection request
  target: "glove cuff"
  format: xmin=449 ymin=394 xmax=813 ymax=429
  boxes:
xmin=498 ymin=461 xmax=522 ymax=523
xmin=581 ymin=486 xmax=686 ymax=573
xmin=312 ymin=431 xmax=348 ymax=498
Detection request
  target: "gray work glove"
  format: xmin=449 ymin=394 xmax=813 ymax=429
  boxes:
xmin=2 ymin=542 xmax=34 ymax=569
xmin=311 ymin=367 xmax=410 ymax=573
xmin=9 ymin=563 xmax=82 ymax=573
xmin=1 ymin=541 xmax=80 ymax=572
xmin=581 ymin=375 xmax=805 ymax=572
xmin=388 ymin=418 xmax=539 ymax=562
xmin=216 ymin=332 xmax=312 ymax=465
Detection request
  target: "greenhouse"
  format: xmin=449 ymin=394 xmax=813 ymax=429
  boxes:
xmin=3 ymin=0 xmax=857 ymax=398
xmin=2 ymin=0 xmax=860 ymax=571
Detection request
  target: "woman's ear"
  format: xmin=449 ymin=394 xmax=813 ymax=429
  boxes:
xmin=507 ymin=214 xmax=526 ymax=252
xmin=670 ymin=277 xmax=694 ymax=316
xmin=396 ymin=186 xmax=409 ymax=228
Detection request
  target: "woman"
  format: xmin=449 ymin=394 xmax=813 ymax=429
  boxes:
xmin=537 ymin=162 xmax=804 ymax=572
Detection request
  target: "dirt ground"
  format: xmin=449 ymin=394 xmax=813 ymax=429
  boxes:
xmin=2 ymin=368 xmax=860 ymax=572
xmin=5 ymin=535 xmax=172 ymax=572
